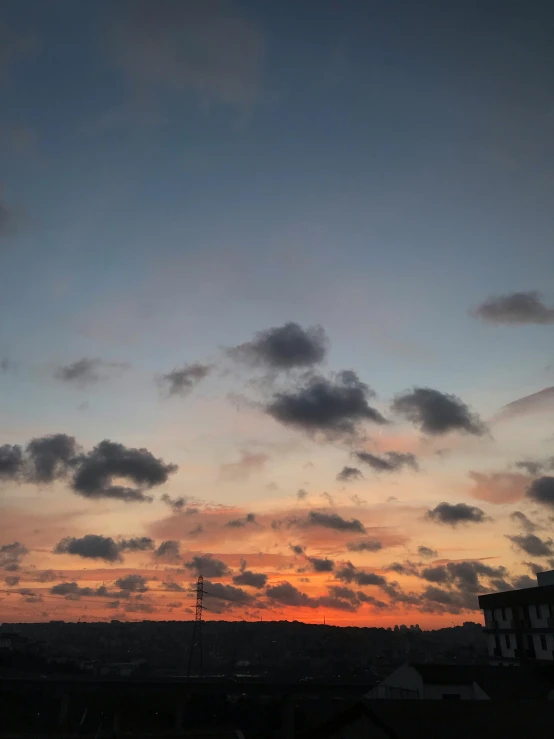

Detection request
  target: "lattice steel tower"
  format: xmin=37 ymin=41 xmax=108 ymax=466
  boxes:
xmin=187 ymin=575 xmax=204 ymax=677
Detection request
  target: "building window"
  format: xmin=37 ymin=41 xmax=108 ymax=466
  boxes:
xmin=540 ymin=635 xmax=547 ymax=651
xmin=504 ymin=634 xmax=511 ymax=650
xmin=536 ymin=605 xmax=542 ymax=619
xmin=527 ymin=635 xmax=534 ymax=650
xmin=442 ymin=694 xmax=461 ymax=700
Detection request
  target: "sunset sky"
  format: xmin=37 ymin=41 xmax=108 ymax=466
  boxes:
xmin=1 ymin=1 xmax=554 ymax=628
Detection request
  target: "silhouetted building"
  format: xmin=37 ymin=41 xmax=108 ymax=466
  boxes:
xmin=479 ymin=570 xmax=554 ymax=664
xmin=366 ymin=663 xmax=554 ymax=700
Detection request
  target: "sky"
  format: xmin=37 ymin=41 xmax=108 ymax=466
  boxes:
xmin=1 ymin=0 xmax=554 ymax=628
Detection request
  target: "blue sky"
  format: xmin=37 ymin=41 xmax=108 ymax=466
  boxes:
xmin=1 ymin=1 xmax=553 ymax=625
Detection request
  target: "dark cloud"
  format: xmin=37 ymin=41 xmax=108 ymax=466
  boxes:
xmin=347 ymin=539 xmax=382 ymax=552
xmin=36 ymin=569 xmax=60 ymax=583
xmin=510 ymin=511 xmax=537 ymax=533
xmin=290 ymin=544 xmax=304 ymax=555
xmin=515 ymin=459 xmax=549 ymax=476
xmin=474 ymin=291 xmax=554 ymax=325
xmin=232 ymin=570 xmax=267 ymax=588
xmin=119 ymin=536 xmax=155 ymax=551
xmin=512 ymin=575 xmax=536 ymax=589
xmin=266 ymin=581 xmax=315 ymax=608
xmin=54 ymin=534 xmax=122 ymax=562
xmin=189 ymin=524 xmax=203 ymax=536
xmin=426 ymin=502 xmax=489 ymax=526
xmin=51 ymin=582 xmax=95 ymax=599
xmin=162 ymin=581 xmax=185 ymax=592
xmin=184 ymin=555 xmax=230 ymax=578
xmin=335 ymin=562 xmax=390 ymax=590
xmin=355 ymin=450 xmax=418 ymax=473
xmin=524 ymin=561 xmax=544 ymax=576
xmin=115 ymin=574 xmax=148 ymax=592
xmin=161 ymin=494 xmax=188 ymax=513
xmin=229 ymin=322 xmax=328 ymax=370
xmin=266 ymin=370 xmax=387 ymax=439
xmin=392 ymin=387 xmax=485 ymax=436
xmin=26 ymin=434 xmax=79 ymax=484
xmin=421 ymin=565 xmax=450 ymax=584
xmin=506 ymin=533 xmax=554 ymax=557
xmin=356 ymin=591 xmax=388 ymax=608
xmin=337 ymin=466 xmax=363 ymax=482
xmin=527 ymin=477 xmax=554 ymax=508
xmin=154 ymin=540 xmax=181 ymax=561
xmin=110 ymin=0 xmax=264 ymax=107
xmin=226 ymin=513 xmax=257 ymax=528
xmin=297 ymin=488 xmax=308 ymax=501
xmin=71 ymin=439 xmax=177 ymax=503
xmin=203 ymin=580 xmax=255 ymax=607
xmin=307 ymin=556 xmax=334 ymax=572
xmin=0 ymin=541 xmax=28 ymax=571
xmin=420 ymin=561 xmax=507 ymax=606
xmin=158 ymin=362 xmax=211 ymax=397
xmin=4 ymin=575 xmax=20 ymax=586
xmin=422 ymin=586 xmax=462 ymax=607
xmin=306 ymin=511 xmax=365 ymax=533
xmin=0 ymin=444 xmax=23 ymax=479
xmin=417 ymin=545 xmax=438 ymax=558
xmin=328 ymin=585 xmax=359 ymax=603
xmin=54 ymin=358 xmax=127 ymax=386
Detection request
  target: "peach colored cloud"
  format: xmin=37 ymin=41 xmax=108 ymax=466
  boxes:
xmin=469 ymin=471 xmax=529 ymax=504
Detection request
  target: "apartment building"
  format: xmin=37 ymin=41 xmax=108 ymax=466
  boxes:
xmin=479 ymin=570 xmax=554 ymax=664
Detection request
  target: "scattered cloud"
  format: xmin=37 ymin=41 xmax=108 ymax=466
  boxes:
xmin=219 ymin=451 xmax=269 ymax=481
xmin=510 ymin=511 xmax=537 ymax=533
xmin=4 ymin=575 xmax=20 ymax=586
xmin=507 ymin=533 xmax=554 ymax=557
xmin=266 ymin=370 xmax=387 ymax=439
xmin=0 ymin=542 xmax=28 ymax=571
xmin=54 ymin=358 xmax=127 ymax=386
xmin=161 ymin=494 xmax=188 ymax=513
xmin=266 ymin=581 xmax=315 ymax=608
xmin=162 ymin=581 xmax=185 ymax=592
xmin=347 ymin=539 xmax=382 ymax=552
xmin=417 ymin=545 xmax=438 ymax=559
xmin=157 ymin=362 xmax=211 ymax=397
xmin=355 ymin=450 xmax=418 ymax=473
xmin=526 ymin=477 xmax=554 ymax=508
xmin=184 ymin=554 xmax=230 ymax=577
xmin=229 ymin=322 xmax=328 ymax=370
xmin=426 ymin=502 xmax=490 ymax=526
xmin=337 ymin=466 xmax=363 ymax=482
xmin=469 ymin=471 xmax=528 ymax=504
xmin=305 ymin=511 xmax=365 ymax=533
xmin=54 ymin=535 xmax=122 ymax=562
xmin=232 ymin=570 xmax=267 ymax=588
xmin=226 ymin=512 xmax=257 ymax=528
xmin=71 ymin=439 xmax=177 ymax=502
xmin=474 ymin=291 xmax=554 ymax=325
xmin=154 ymin=540 xmax=181 ymax=561
xmin=115 ymin=574 xmax=148 ymax=592
xmin=392 ymin=387 xmax=485 ymax=436
xmin=307 ymin=556 xmax=334 ymax=572
xmin=26 ymin=434 xmax=79 ymax=484
xmin=297 ymin=488 xmax=308 ymax=501
xmin=119 ymin=536 xmax=155 ymax=552
xmin=0 ymin=444 xmax=23 ymax=479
